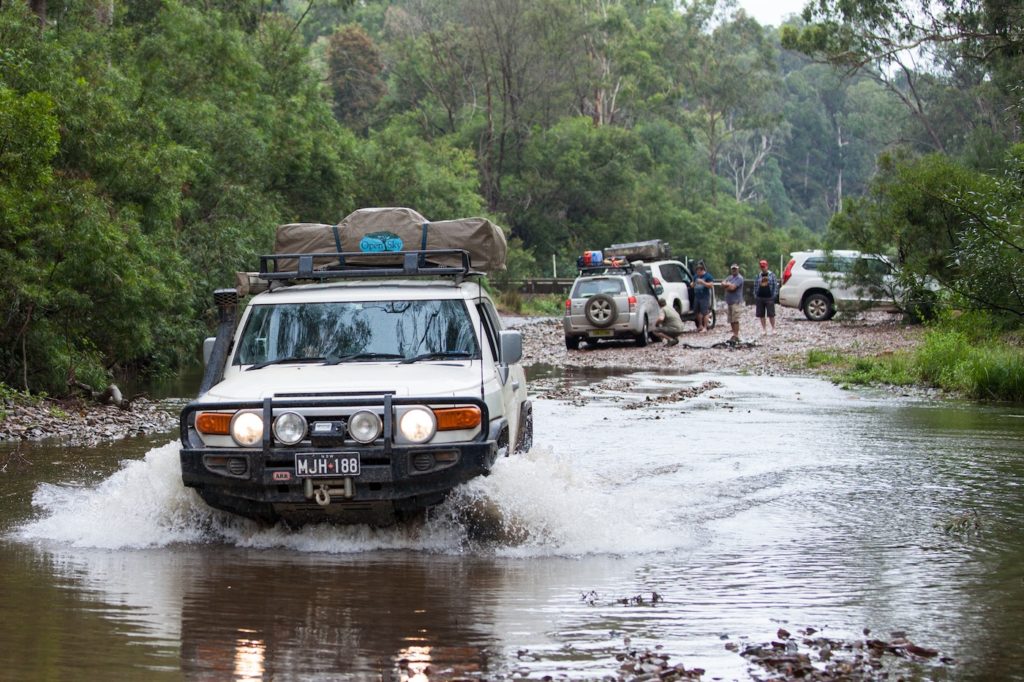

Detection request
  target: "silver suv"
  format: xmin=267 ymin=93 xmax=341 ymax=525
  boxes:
xmin=779 ymin=250 xmax=899 ymax=321
xmin=563 ymin=268 xmax=660 ymax=349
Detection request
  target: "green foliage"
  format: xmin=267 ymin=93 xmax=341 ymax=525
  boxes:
xmin=828 ymin=150 xmax=1024 ymax=321
xmin=825 ymin=312 xmax=1024 ymax=401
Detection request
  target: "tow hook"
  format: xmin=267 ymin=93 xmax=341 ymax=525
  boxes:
xmin=303 ymin=477 xmax=354 ymax=506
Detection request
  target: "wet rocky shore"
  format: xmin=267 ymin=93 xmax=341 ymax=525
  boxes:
xmin=1 ymin=396 xmax=179 ymax=447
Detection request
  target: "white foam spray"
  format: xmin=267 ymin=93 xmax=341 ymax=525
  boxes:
xmin=15 ymin=441 xmax=692 ymax=556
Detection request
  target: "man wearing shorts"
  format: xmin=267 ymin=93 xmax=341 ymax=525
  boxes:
xmin=691 ymin=263 xmax=715 ymax=333
xmin=723 ymin=263 xmax=744 ymax=343
xmin=753 ymin=259 xmax=779 ymax=335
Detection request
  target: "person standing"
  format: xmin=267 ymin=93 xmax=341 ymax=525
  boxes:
xmin=691 ymin=262 xmax=715 ymax=333
xmin=723 ymin=263 xmax=744 ymax=343
xmin=753 ymin=259 xmax=779 ymax=335
xmin=653 ymin=298 xmax=685 ymax=346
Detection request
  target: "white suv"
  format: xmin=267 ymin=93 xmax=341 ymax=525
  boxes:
xmin=633 ymin=260 xmax=717 ymax=329
xmin=180 ymin=251 xmax=531 ymax=526
xmin=779 ymin=250 xmax=899 ymax=321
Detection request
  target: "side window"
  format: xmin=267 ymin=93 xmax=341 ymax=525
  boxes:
xmin=802 ymin=257 xmax=824 ymax=271
xmin=632 ymin=274 xmax=653 ymax=296
xmin=660 ymin=264 xmax=684 ymax=283
xmin=476 ymin=300 xmax=501 ymax=362
xmin=864 ymin=258 xmax=892 ymax=276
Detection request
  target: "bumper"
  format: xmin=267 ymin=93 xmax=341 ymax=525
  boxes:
xmin=563 ymin=318 xmax=640 ymax=338
xmin=179 ymin=395 xmax=498 ymax=524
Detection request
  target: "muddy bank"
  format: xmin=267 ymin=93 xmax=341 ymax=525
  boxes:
xmin=517 ymin=307 xmax=923 ymax=376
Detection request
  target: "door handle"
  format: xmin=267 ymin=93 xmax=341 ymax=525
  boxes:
xmin=512 ymin=380 xmax=521 ymax=390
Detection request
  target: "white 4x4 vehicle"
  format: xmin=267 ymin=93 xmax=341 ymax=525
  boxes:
xmin=779 ymin=250 xmax=900 ymax=321
xmin=180 ymin=250 xmax=531 ymax=526
xmin=633 ymin=260 xmax=717 ymax=329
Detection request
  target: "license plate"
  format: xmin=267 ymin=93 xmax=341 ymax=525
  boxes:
xmin=590 ymin=329 xmax=614 ymax=337
xmin=294 ymin=452 xmax=360 ymax=477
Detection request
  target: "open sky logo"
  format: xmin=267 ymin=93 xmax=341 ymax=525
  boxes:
xmin=359 ymin=231 xmax=404 ymax=253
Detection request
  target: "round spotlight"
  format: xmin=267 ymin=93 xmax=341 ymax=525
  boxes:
xmin=230 ymin=411 xmax=264 ymax=447
xmin=348 ymin=410 xmax=382 ymax=444
xmin=399 ymin=408 xmax=436 ymax=444
xmin=273 ymin=411 xmax=307 ymax=445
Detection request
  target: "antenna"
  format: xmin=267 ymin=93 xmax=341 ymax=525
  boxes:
xmin=478 ymin=277 xmax=485 ymax=401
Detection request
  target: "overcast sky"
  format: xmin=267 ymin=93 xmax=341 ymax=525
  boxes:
xmin=737 ymin=0 xmax=807 ymax=26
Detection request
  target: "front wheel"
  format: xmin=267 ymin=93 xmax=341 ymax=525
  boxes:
xmin=565 ymin=335 xmax=580 ymax=350
xmin=635 ymin=317 xmax=649 ymax=347
xmin=803 ymin=293 xmax=834 ymax=321
xmin=707 ymin=307 xmax=717 ymax=329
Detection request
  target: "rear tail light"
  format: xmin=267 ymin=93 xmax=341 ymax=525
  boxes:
xmin=565 ymin=298 xmax=571 ymax=312
xmin=782 ymin=258 xmax=795 ymax=285
xmin=652 ymin=277 xmax=662 ymax=286
xmin=628 ymin=295 xmax=637 ymax=311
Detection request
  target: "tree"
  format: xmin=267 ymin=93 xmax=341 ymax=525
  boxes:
xmin=326 ymin=24 xmax=386 ymax=129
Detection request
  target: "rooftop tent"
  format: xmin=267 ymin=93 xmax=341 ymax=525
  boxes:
xmin=272 ymin=208 xmax=508 ymax=272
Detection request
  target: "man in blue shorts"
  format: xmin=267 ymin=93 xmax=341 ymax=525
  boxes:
xmin=691 ymin=262 xmax=715 ymax=333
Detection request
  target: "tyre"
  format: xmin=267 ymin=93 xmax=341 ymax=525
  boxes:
xmin=584 ymin=294 xmax=618 ymax=327
xmin=514 ymin=404 xmax=533 ymax=454
xmin=707 ymin=307 xmax=717 ymax=329
xmin=635 ymin=317 xmax=649 ymax=347
xmin=565 ymin=335 xmax=580 ymax=350
xmin=803 ymin=292 xmax=834 ymax=321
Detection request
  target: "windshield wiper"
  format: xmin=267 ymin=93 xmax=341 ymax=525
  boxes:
xmin=324 ymin=352 xmax=404 ymax=364
xmin=247 ymin=356 xmax=327 ymax=371
xmin=399 ymin=351 xmax=473 ymax=364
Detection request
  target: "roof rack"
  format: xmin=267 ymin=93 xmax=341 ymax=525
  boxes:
xmin=259 ymin=249 xmax=480 ymax=282
xmin=577 ymin=263 xmax=635 ymax=275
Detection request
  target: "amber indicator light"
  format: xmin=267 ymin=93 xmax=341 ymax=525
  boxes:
xmin=434 ymin=407 xmax=481 ymax=431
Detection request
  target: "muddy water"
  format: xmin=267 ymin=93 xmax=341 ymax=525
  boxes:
xmin=2 ymin=372 xmax=1023 ymax=680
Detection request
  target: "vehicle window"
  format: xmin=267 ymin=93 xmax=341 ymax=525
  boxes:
xmin=573 ymin=278 xmax=625 ymax=297
xmin=234 ymin=299 xmax=479 ymax=365
xmin=632 ymin=274 xmax=655 ymax=296
xmin=802 ymin=257 xmax=825 ymax=271
xmin=660 ymin=264 xmax=684 ymax=283
xmin=863 ymin=258 xmax=892 ymax=276
xmin=476 ymin=300 xmax=502 ymax=361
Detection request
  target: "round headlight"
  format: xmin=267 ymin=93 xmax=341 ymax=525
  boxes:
xmin=348 ymin=410 xmax=382 ymax=444
xmin=399 ymin=408 xmax=436 ymax=444
xmin=230 ymin=411 xmax=264 ymax=447
xmin=273 ymin=411 xmax=307 ymax=445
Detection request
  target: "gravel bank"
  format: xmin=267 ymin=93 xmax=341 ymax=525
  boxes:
xmin=518 ymin=307 xmax=924 ymax=376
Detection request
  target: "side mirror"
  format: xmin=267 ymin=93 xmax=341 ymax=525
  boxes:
xmin=499 ymin=330 xmax=523 ymax=366
xmin=202 ymin=337 xmax=217 ymax=367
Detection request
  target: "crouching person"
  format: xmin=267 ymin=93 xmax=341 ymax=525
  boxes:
xmin=653 ymin=298 xmax=685 ymax=347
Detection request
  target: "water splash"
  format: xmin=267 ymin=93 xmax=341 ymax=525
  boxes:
xmin=16 ymin=442 xmax=692 ymax=556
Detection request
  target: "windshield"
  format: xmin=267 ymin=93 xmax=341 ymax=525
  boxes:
xmin=234 ymin=299 xmax=479 ymax=366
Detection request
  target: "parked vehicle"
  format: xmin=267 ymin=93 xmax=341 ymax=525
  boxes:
xmin=633 ymin=260 xmax=717 ymax=329
xmin=563 ymin=266 xmax=661 ymax=349
xmin=180 ymin=209 xmax=531 ymax=526
xmin=779 ymin=249 xmax=900 ymax=321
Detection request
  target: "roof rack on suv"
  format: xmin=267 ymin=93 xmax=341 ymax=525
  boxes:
xmin=577 ymin=263 xmax=634 ymax=275
xmin=259 ymin=249 xmax=479 ymax=282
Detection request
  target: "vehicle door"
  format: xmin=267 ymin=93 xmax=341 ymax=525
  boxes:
xmin=660 ymin=262 xmax=692 ymax=315
xmin=477 ymin=300 xmax=522 ymax=445
xmin=631 ymin=273 xmax=660 ymax=327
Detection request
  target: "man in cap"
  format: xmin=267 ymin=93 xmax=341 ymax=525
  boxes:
xmin=723 ymin=263 xmax=744 ymax=343
xmin=753 ymin=259 xmax=779 ymax=335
